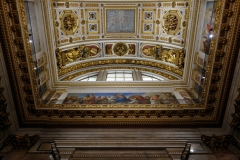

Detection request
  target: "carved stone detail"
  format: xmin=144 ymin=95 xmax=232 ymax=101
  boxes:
xmin=2 ymin=134 xmax=39 ymax=150
xmin=201 ymin=134 xmax=238 ymax=151
xmin=0 ymin=86 xmax=11 ymax=129
xmin=230 ymin=88 xmax=240 ymax=129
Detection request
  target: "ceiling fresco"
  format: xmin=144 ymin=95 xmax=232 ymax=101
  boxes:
xmin=0 ymin=0 xmax=239 ymax=126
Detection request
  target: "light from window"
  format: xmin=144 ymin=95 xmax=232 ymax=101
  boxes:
xmin=77 ymin=74 xmax=98 ymax=81
xmin=142 ymin=74 xmax=164 ymax=81
xmin=106 ymin=71 xmax=133 ymax=81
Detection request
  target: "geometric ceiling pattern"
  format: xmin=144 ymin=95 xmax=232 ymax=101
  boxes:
xmin=0 ymin=0 xmax=239 ymax=126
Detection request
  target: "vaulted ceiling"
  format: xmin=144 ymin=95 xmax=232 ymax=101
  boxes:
xmin=0 ymin=0 xmax=239 ymax=127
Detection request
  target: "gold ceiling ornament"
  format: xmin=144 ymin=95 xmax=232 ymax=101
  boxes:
xmin=69 ymin=37 xmax=73 ymax=43
xmin=64 ymin=45 xmax=90 ymax=63
xmin=63 ymin=15 xmax=76 ymax=31
xmin=164 ymin=14 xmax=178 ymax=31
xmin=55 ymin=21 xmax=59 ymax=27
xmin=81 ymin=19 xmax=85 ymax=25
xmin=56 ymin=48 xmax=63 ymax=69
xmin=162 ymin=48 xmax=185 ymax=69
xmin=59 ymin=10 xmax=79 ymax=35
xmin=65 ymin=2 xmax=69 ymax=8
xmin=172 ymin=2 xmax=176 ymax=8
xmin=57 ymin=44 xmax=101 ymax=66
xmin=141 ymin=44 xmax=185 ymax=68
xmin=168 ymin=37 xmax=172 ymax=43
xmin=113 ymin=42 xmax=128 ymax=56
xmin=163 ymin=10 xmax=182 ymax=35
xmin=182 ymin=21 xmax=186 ymax=27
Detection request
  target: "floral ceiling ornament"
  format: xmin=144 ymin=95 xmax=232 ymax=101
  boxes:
xmin=164 ymin=14 xmax=178 ymax=31
xmin=63 ymin=15 xmax=76 ymax=31
xmin=59 ymin=10 xmax=79 ymax=35
xmin=162 ymin=10 xmax=182 ymax=35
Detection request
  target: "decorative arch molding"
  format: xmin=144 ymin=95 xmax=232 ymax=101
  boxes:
xmin=58 ymin=58 xmax=183 ymax=78
xmin=60 ymin=65 xmax=181 ymax=81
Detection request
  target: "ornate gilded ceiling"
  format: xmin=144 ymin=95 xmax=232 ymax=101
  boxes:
xmin=0 ymin=0 xmax=239 ymax=126
xmin=51 ymin=1 xmax=189 ymax=84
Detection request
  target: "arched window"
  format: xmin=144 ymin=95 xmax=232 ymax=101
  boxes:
xmin=106 ymin=70 xmax=133 ymax=81
xmin=71 ymin=70 xmax=168 ymax=82
xmin=141 ymin=73 xmax=165 ymax=81
xmin=75 ymin=73 xmax=98 ymax=81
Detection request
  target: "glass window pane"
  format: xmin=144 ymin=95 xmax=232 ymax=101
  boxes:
xmin=152 ymin=75 xmax=163 ymax=80
xmin=108 ymin=71 xmax=115 ymax=74
xmin=81 ymin=78 xmax=88 ymax=81
xmin=125 ymin=78 xmax=133 ymax=81
xmin=124 ymin=74 xmax=132 ymax=77
xmin=106 ymin=78 xmax=115 ymax=81
xmin=116 ymin=78 xmax=124 ymax=81
xmin=88 ymin=77 xmax=97 ymax=81
xmin=116 ymin=74 xmax=124 ymax=77
xmin=107 ymin=74 xmax=115 ymax=77
xmin=116 ymin=71 xmax=123 ymax=73
xmin=143 ymin=77 xmax=152 ymax=81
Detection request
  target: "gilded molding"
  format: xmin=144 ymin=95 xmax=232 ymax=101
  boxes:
xmin=58 ymin=59 xmax=183 ymax=77
xmin=62 ymin=66 xmax=179 ymax=81
xmin=205 ymin=0 xmax=240 ymax=125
